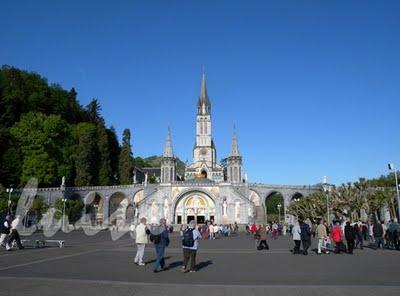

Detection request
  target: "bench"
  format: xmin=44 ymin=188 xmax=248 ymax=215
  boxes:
xmin=43 ymin=240 xmax=65 ymax=248
xmin=12 ymin=239 xmax=43 ymax=248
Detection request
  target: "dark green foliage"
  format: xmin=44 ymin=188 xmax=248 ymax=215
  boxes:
xmin=30 ymin=196 xmax=49 ymax=222
xmin=10 ymin=112 xmax=70 ymax=186
xmin=54 ymin=198 xmax=84 ymax=223
xmin=0 ymin=66 xmax=130 ymax=187
xmin=118 ymin=129 xmax=134 ymax=185
xmin=73 ymin=123 xmax=97 ymax=186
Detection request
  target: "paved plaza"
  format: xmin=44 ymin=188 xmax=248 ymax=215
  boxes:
xmin=0 ymin=230 xmax=399 ymax=296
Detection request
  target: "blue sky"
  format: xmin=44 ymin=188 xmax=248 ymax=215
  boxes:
xmin=1 ymin=0 xmax=399 ymax=185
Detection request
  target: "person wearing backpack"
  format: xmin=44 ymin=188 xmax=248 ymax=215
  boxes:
xmin=150 ymin=218 xmax=170 ymax=273
xmin=182 ymin=220 xmax=201 ymax=273
xmin=300 ymin=220 xmax=311 ymax=255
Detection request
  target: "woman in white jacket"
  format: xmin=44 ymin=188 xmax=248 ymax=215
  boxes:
xmin=292 ymin=220 xmax=302 ymax=254
xmin=134 ymin=217 xmax=149 ymax=266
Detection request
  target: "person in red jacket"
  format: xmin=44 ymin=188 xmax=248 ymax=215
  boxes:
xmin=331 ymin=222 xmax=345 ymax=254
xmin=250 ymin=223 xmax=257 ymax=234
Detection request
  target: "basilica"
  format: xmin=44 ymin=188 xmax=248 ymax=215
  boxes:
xmin=36 ymin=74 xmax=320 ymax=226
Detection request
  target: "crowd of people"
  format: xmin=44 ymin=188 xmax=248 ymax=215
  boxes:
xmin=290 ymin=218 xmax=400 ymax=255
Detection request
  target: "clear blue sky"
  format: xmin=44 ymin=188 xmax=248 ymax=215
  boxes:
xmin=1 ymin=0 xmax=399 ymax=185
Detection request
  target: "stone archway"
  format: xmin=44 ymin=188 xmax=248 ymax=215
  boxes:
xmin=291 ymin=192 xmax=304 ymax=202
xmin=265 ymin=191 xmax=284 ymax=223
xmin=108 ymin=192 xmax=129 ymax=226
xmin=174 ymin=191 xmax=216 ymax=224
xmin=85 ymin=192 xmax=104 ymax=225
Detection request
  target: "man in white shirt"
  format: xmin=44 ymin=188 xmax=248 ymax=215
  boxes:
xmin=134 ymin=217 xmax=148 ymax=266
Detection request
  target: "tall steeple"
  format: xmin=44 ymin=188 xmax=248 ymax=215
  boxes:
xmin=227 ymin=125 xmax=243 ymax=184
xmin=163 ymin=126 xmax=174 ymax=158
xmin=161 ymin=126 xmax=176 ymax=183
xmin=229 ymin=126 xmax=240 ymax=157
xmin=197 ymin=71 xmax=211 ymax=115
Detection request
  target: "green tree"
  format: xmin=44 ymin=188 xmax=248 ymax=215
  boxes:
xmin=96 ymin=123 xmax=112 ymax=185
xmin=118 ymin=129 xmax=134 ymax=185
xmin=107 ymin=126 xmax=120 ymax=184
xmin=10 ymin=112 xmax=70 ymax=186
xmin=30 ymin=196 xmax=49 ymax=222
xmin=73 ymin=123 xmax=98 ymax=186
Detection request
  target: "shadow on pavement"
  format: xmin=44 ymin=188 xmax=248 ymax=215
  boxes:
xmin=196 ymin=260 xmax=213 ymax=271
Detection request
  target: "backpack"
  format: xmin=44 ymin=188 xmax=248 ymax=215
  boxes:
xmin=182 ymin=228 xmax=194 ymax=247
xmin=150 ymin=233 xmax=161 ymax=244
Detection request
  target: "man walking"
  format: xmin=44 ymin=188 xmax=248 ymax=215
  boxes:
xmin=151 ymin=218 xmax=170 ymax=273
xmin=7 ymin=215 xmax=24 ymax=250
xmin=182 ymin=220 xmax=201 ymax=273
xmin=134 ymin=217 xmax=149 ymax=266
xmin=354 ymin=221 xmax=364 ymax=250
xmin=373 ymin=220 xmax=384 ymax=249
xmin=344 ymin=221 xmax=356 ymax=254
xmin=316 ymin=219 xmax=328 ymax=254
xmin=300 ymin=220 xmax=311 ymax=255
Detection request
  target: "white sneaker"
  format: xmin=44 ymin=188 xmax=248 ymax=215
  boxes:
xmin=138 ymin=262 xmax=145 ymax=266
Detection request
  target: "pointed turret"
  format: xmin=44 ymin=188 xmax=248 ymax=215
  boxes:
xmin=227 ymin=126 xmax=243 ymax=184
xmin=163 ymin=126 xmax=174 ymax=158
xmin=161 ymin=126 xmax=176 ymax=183
xmin=197 ymin=71 xmax=211 ymax=115
xmin=229 ymin=126 xmax=241 ymax=157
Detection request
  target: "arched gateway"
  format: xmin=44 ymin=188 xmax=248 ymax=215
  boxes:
xmin=174 ymin=191 xmax=216 ymax=224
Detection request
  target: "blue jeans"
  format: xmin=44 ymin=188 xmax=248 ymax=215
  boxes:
xmin=375 ymin=237 xmax=384 ymax=249
xmin=154 ymin=244 xmax=166 ymax=270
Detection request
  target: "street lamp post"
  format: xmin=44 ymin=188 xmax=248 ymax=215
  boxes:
xmin=388 ymin=163 xmax=400 ymax=221
xmin=61 ymin=198 xmax=67 ymax=231
xmin=6 ymin=187 xmax=13 ymax=214
xmin=277 ymin=203 xmax=282 ymax=224
xmin=322 ymin=176 xmax=330 ymax=226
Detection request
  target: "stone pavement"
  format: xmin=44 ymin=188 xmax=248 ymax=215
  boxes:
xmin=0 ymin=230 xmax=399 ymax=295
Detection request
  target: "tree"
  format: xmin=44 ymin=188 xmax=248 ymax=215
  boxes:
xmin=85 ymin=99 xmax=103 ymax=123
xmin=10 ymin=112 xmax=70 ymax=186
xmin=118 ymin=129 xmax=134 ymax=185
xmin=54 ymin=198 xmax=84 ymax=223
xmin=107 ymin=126 xmax=120 ymax=184
xmin=30 ymin=196 xmax=49 ymax=222
xmin=73 ymin=123 xmax=97 ymax=186
xmin=96 ymin=123 xmax=112 ymax=185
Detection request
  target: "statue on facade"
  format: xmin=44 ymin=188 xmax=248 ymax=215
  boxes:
xmin=248 ymin=206 xmax=253 ymax=218
xmin=235 ymin=201 xmax=240 ymax=222
xmin=163 ymin=199 xmax=169 ymax=221
xmin=222 ymin=199 xmax=227 ymax=216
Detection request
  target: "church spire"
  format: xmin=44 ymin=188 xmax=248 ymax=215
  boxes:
xmin=229 ymin=126 xmax=240 ymax=157
xmin=163 ymin=126 xmax=174 ymax=158
xmin=197 ymin=70 xmax=211 ymax=115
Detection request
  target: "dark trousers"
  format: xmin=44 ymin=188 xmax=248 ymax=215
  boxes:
xmin=301 ymin=239 xmax=310 ymax=254
xmin=8 ymin=230 xmax=23 ymax=249
xmin=374 ymin=237 xmax=384 ymax=249
xmin=154 ymin=244 xmax=166 ymax=270
xmin=258 ymin=240 xmax=269 ymax=250
xmin=355 ymin=235 xmax=363 ymax=249
xmin=293 ymin=240 xmax=301 ymax=254
xmin=347 ymin=239 xmax=355 ymax=254
xmin=183 ymin=248 xmax=196 ymax=271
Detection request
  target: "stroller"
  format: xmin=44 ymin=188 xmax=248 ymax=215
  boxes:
xmin=320 ymin=238 xmax=335 ymax=253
